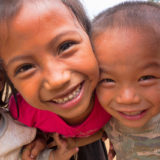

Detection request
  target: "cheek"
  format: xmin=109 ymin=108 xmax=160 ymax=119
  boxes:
xmin=144 ymin=88 xmax=160 ymax=105
xmin=11 ymin=78 xmax=38 ymax=98
xmin=16 ymin=85 xmax=35 ymax=100
xmin=77 ymin=42 xmax=99 ymax=77
xmin=96 ymin=87 xmax=111 ymax=108
xmin=73 ymin=53 xmax=99 ymax=80
xmin=149 ymin=95 xmax=160 ymax=111
xmin=83 ymin=55 xmax=99 ymax=79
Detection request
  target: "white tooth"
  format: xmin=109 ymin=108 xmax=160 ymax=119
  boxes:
xmin=69 ymin=94 xmax=73 ymax=100
xmin=73 ymin=91 xmax=77 ymax=96
xmin=64 ymin=97 xmax=68 ymax=102
xmin=53 ymin=84 xmax=81 ymax=103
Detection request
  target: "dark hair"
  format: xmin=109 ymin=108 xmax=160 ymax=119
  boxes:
xmin=92 ymin=1 xmax=160 ymax=38
xmin=0 ymin=63 xmax=10 ymax=107
xmin=0 ymin=0 xmax=91 ymax=109
xmin=0 ymin=0 xmax=91 ymax=41
xmin=61 ymin=0 xmax=91 ymax=37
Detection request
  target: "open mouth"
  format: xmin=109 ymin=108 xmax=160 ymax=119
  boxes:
xmin=51 ymin=82 xmax=84 ymax=104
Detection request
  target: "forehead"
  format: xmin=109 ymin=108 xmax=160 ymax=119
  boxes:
xmin=94 ymin=28 xmax=160 ymax=73
xmin=95 ymin=27 xmax=160 ymax=61
xmin=14 ymin=0 xmax=72 ymax=25
xmin=1 ymin=0 xmax=84 ymax=53
xmin=8 ymin=0 xmax=78 ymax=41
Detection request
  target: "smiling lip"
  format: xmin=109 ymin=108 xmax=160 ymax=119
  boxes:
xmin=118 ymin=109 xmax=148 ymax=120
xmin=48 ymin=81 xmax=85 ymax=109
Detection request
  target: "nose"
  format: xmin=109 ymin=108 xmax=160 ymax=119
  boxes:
xmin=43 ymin=65 xmax=71 ymax=90
xmin=116 ymin=87 xmax=140 ymax=104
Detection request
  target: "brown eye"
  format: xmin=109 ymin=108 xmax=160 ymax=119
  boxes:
xmin=15 ymin=64 xmax=34 ymax=75
xmin=139 ymin=75 xmax=155 ymax=81
xmin=99 ymin=78 xmax=115 ymax=88
xmin=59 ymin=41 xmax=77 ymax=53
xmin=100 ymin=78 xmax=115 ymax=83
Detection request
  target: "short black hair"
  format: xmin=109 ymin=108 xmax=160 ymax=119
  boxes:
xmin=92 ymin=1 xmax=160 ymax=37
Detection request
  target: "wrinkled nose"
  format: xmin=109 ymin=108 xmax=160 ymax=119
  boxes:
xmin=116 ymin=87 xmax=140 ymax=104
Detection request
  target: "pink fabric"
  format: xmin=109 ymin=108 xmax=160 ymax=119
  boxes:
xmin=9 ymin=94 xmax=111 ymax=137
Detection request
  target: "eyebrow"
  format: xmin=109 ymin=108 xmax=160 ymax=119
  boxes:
xmin=6 ymin=55 xmax=32 ymax=68
xmin=47 ymin=30 xmax=80 ymax=50
xmin=99 ymin=62 xmax=160 ymax=74
xmin=140 ymin=62 xmax=160 ymax=70
xmin=6 ymin=31 xmax=80 ymax=67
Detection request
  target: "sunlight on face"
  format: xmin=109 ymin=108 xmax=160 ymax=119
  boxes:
xmin=1 ymin=0 xmax=99 ymax=124
xmin=95 ymin=28 xmax=160 ymax=128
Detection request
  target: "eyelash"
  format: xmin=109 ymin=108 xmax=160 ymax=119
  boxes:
xmin=58 ymin=41 xmax=78 ymax=53
xmin=99 ymin=78 xmax=115 ymax=88
xmin=15 ymin=64 xmax=35 ymax=75
xmin=138 ymin=75 xmax=156 ymax=81
xmin=99 ymin=78 xmax=115 ymax=84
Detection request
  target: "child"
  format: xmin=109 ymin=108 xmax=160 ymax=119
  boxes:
xmin=0 ymin=0 xmax=111 ymax=159
xmin=92 ymin=1 xmax=160 ymax=160
xmin=0 ymin=69 xmax=79 ymax=160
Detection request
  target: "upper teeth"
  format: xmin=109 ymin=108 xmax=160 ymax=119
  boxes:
xmin=52 ymin=85 xmax=81 ymax=104
xmin=122 ymin=111 xmax=142 ymax=116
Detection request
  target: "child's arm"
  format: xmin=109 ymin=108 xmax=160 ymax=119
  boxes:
xmin=22 ymin=133 xmax=78 ymax=160
xmin=21 ymin=135 xmax=47 ymax=160
xmin=48 ymin=129 xmax=104 ymax=149
xmin=49 ymin=130 xmax=116 ymax=160
xmin=48 ymin=133 xmax=78 ymax=160
xmin=67 ymin=129 xmax=104 ymax=149
xmin=21 ymin=130 xmax=47 ymax=159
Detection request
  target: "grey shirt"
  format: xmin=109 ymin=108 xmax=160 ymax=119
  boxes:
xmin=104 ymin=113 xmax=160 ymax=160
xmin=0 ymin=108 xmax=52 ymax=160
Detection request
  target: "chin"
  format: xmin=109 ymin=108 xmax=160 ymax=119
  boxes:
xmin=122 ymin=121 xmax=146 ymax=128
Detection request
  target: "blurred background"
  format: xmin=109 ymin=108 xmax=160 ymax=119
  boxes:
xmin=80 ymin=0 xmax=159 ymax=19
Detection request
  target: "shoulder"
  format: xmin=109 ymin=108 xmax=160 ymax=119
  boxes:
xmin=0 ymin=108 xmax=36 ymax=147
xmin=0 ymin=108 xmax=37 ymax=159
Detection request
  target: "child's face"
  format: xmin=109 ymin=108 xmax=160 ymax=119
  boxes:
xmin=95 ymin=28 xmax=160 ymax=128
xmin=1 ymin=0 xmax=99 ymax=124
